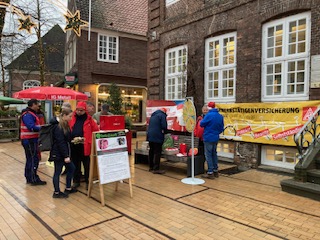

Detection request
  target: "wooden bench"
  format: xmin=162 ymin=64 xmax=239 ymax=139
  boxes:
xmin=135 ymin=135 xmax=205 ymax=177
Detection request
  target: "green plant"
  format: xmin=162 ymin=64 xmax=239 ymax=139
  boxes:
xmin=107 ymin=83 xmax=123 ymax=115
xmin=0 ymin=110 xmax=8 ymax=118
xmin=125 ymin=115 xmax=133 ymax=130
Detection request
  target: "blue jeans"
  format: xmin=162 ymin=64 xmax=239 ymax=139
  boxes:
xmin=204 ymin=142 xmax=218 ymax=173
xmin=53 ymin=161 xmax=75 ymax=193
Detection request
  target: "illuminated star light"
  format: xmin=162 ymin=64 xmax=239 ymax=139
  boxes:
xmin=64 ymin=10 xmax=88 ymax=37
xmin=18 ymin=15 xmax=36 ymax=33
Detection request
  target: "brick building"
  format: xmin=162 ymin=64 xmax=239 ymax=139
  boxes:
xmin=148 ymin=0 xmax=320 ymax=169
xmin=66 ymin=0 xmax=148 ymax=126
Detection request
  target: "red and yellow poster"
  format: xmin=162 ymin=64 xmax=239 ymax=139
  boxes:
xmin=146 ymin=100 xmax=186 ymax=131
xmin=217 ymin=101 xmax=320 ymax=146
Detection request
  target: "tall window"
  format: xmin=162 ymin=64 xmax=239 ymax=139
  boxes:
xmin=166 ymin=0 xmax=179 ymax=6
xmin=262 ymin=12 xmax=310 ymax=101
xmin=98 ymin=34 xmax=118 ymax=63
xmin=205 ymin=32 xmax=236 ymax=102
xmin=165 ymin=45 xmax=187 ymax=100
xmin=23 ymin=80 xmax=40 ymax=90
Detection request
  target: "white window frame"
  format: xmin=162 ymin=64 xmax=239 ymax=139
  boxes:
xmin=97 ymin=33 xmax=119 ymax=63
xmin=262 ymin=12 xmax=311 ymax=102
xmin=165 ymin=45 xmax=188 ymax=101
xmin=217 ymin=140 xmax=234 ymax=161
xmin=166 ymin=0 xmax=179 ymax=6
xmin=205 ymin=32 xmax=237 ymax=103
xmin=261 ymin=145 xmax=299 ymax=169
xmin=23 ymin=80 xmax=40 ymax=90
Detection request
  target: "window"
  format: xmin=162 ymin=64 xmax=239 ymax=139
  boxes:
xmin=261 ymin=146 xmax=299 ymax=169
xmin=166 ymin=0 xmax=179 ymax=6
xmin=23 ymin=80 xmax=40 ymax=90
xmin=205 ymin=32 xmax=236 ymax=102
xmin=165 ymin=45 xmax=187 ymax=100
xmin=217 ymin=141 xmax=234 ymax=161
xmin=262 ymin=12 xmax=310 ymax=101
xmin=98 ymin=34 xmax=119 ymax=63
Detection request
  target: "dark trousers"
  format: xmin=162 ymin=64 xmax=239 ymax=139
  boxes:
xmin=53 ymin=160 xmax=75 ymax=192
xmin=22 ymin=139 xmax=40 ymax=183
xmin=148 ymin=142 xmax=163 ymax=171
xmin=71 ymin=144 xmax=90 ymax=184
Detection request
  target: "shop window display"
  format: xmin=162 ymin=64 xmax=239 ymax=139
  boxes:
xmin=97 ymin=84 xmax=146 ymax=124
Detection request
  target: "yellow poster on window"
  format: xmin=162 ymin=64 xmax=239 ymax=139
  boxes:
xmin=216 ymin=101 xmax=320 ymax=146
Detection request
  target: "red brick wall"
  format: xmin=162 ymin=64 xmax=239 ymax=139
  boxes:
xmin=9 ymin=71 xmax=63 ymax=97
xmin=148 ymin=0 xmax=320 ymax=110
xmin=74 ymin=30 xmax=148 ymax=94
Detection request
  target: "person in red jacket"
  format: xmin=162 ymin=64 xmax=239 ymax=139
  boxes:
xmin=194 ymin=104 xmax=208 ymax=145
xmin=69 ymin=101 xmax=99 ymax=189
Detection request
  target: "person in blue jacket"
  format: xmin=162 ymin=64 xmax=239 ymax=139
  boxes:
xmin=147 ymin=108 xmax=168 ymax=174
xmin=20 ymin=99 xmax=46 ymax=185
xmin=50 ymin=108 xmax=77 ymax=198
xmin=200 ymin=102 xmax=224 ymax=179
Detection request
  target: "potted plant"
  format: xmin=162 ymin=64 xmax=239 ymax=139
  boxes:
xmin=106 ymin=83 xmax=134 ymax=154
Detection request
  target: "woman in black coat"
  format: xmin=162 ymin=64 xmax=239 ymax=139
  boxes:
xmin=50 ymin=108 xmax=76 ymax=198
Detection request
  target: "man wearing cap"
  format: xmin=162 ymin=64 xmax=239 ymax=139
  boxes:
xmin=200 ymin=102 xmax=224 ymax=179
xmin=147 ymin=108 xmax=168 ymax=174
xmin=20 ymin=99 xmax=47 ymax=185
xmin=69 ymin=101 xmax=99 ymax=189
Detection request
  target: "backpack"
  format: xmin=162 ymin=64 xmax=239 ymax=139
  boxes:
xmin=39 ymin=124 xmax=57 ymax=152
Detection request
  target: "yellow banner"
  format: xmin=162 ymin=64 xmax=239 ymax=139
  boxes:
xmin=216 ymin=101 xmax=320 ymax=146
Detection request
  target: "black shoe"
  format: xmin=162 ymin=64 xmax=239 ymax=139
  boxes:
xmin=53 ymin=192 xmax=68 ymax=198
xmin=72 ymin=182 xmax=80 ymax=188
xmin=31 ymin=180 xmax=47 ymax=186
xmin=202 ymin=173 xmax=215 ymax=179
xmin=153 ymin=170 xmax=165 ymax=174
xmin=64 ymin=188 xmax=78 ymax=194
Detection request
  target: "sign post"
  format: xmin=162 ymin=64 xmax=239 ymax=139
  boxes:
xmin=181 ymin=97 xmax=205 ymax=185
xmin=87 ymin=130 xmax=133 ymax=206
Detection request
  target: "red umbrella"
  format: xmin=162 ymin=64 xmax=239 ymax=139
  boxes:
xmin=13 ymin=86 xmax=88 ymax=101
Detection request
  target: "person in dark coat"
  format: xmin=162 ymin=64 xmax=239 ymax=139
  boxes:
xmin=147 ymin=108 xmax=168 ymax=174
xmin=50 ymin=108 xmax=76 ymax=198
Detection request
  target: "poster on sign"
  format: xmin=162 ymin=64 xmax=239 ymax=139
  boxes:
xmin=147 ymin=100 xmax=186 ymax=132
xmin=95 ymin=131 xmax=130 ymax=184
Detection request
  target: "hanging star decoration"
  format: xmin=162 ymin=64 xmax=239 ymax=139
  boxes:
xmin=18 ymin=15 xmax=36 ymax=33
xmin=64 ymin=10 xmax=88 ymax=37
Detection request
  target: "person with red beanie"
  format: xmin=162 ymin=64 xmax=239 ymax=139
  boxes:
xmin=69 ymin=101 xmax=99 ymax=189
xmin=200 ymin=102 xmax=224 ymax=179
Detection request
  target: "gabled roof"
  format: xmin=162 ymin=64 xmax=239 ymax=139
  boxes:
xmin=5 ymin=25 xmax=65 ymax=72
xmin=76 ymin=0 xmax=148 ymax=37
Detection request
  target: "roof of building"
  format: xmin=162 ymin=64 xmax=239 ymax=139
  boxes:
xmin=76 ymin=0 xmax=148 ymax=37
xmin=5 ymin=25 xmax=65 ymax=72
